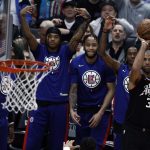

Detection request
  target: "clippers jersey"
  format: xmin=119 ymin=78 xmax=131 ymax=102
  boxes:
xmin=126 ymin=75 xmax=150 ymax=128
xmin=32 ymin=43 xmax=73 ymax=102
xmin=70 ymin=54 xmax=116 ymax=107
xmin=114 ymin=64 xmax=130 ymax=124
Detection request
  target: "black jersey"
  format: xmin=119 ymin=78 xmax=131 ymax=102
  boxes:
xmin=125 ymin=75 xmax=150 ymax=129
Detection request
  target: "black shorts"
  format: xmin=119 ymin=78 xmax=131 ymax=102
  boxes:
xmin=122 ymin=123 xmax=150 ymax=150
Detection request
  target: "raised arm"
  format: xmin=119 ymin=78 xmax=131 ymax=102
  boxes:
xmin=68 ymin=8 xmax=91 ymax=53
xmin=20 ymin=6 xmax=38 ymax=51
xmin=99 ymin=17 xmax=120 ymax=74
xmin=129 ymin=39 xmax=149 ymax=90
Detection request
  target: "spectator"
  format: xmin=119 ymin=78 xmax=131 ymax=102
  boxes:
xmin=76 ymin=0 xmax=102 ymax=20
xmin=37 ymin=20 xmax=55 ymax=44
xmin=20 ymin=5 xmax=91 ymax=150
xmin=11 ymin=36 xmax=34 ymax=60
xmin=63 ymin=140 xmax=80 ymax=150
xmin=144 ymin=0 xmax=150 ymax=3
xmin=37 ymin=19 xmax=71 ymax=44
xmin=122 ymin=38 xmax=150 ymax=150
xmin=73 ymin=25 xmax=94 ymax=58
xmin=35 ymin=0 xmax=64 ymax=21
xmin=11 ymin=0 xmax=32 ymax=39
xmin=106 ymin=23 xmax=128 ymax=63
xmin=90 ymin=0 xmax=134 ymax=43
xmin=56 ymin=0 xmax=84 ymax=42
xmin=114 ymin=0 xmax=150 ymax=33
xmin=69 ymin=33 xmax=115 ymax=150
xmin=63 ymin=137 xmax=96 ymax=150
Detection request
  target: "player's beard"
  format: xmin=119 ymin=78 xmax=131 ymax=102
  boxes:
xmin=85 ymin=50 xmax=97 ymax=59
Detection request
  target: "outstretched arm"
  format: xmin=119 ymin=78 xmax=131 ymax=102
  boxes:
xmin=20 ymin=6 xmax=38 ymax=51
xmin=129 ymin=39 xmax=149 ymax=90
xmin=68 ymin=8 xmax=91 ymax=53
xmin=99 ymin=16 xmax=120 ymax=74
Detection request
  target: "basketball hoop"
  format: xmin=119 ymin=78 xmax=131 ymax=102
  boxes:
xmin=0 ymin=59 xmax=50 ymax=113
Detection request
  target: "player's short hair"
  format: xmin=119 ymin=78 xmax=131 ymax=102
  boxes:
xmin=46 ymin=27 xmax=62 ymax=38
xmin=82 ymin=34 xmax=98 ymax=44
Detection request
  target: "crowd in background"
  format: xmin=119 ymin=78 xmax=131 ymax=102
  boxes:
xmin=0 ymin=0 xmax=150 ymax=150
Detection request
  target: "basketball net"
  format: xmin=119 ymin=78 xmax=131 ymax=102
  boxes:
xmin=0 ymin=60 xmax=50 ymax=113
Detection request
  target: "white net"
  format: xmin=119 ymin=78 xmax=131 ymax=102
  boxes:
xmin=0 ymin=60 xmax=49 ymax=113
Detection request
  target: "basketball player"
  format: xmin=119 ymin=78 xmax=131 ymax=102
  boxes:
xmin=20 ymin=6 xmax=91 ymax=150
xmin=69 ymin=34 xmax=116 ymax=150
xmin=99 ymin=16 xmax=138 ymax=150
xmin=122 ymin=39 xmax=150 ymax=149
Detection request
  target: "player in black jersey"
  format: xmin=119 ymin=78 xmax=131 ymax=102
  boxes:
xmin=122 ymin=38 xmax=150 ymax=150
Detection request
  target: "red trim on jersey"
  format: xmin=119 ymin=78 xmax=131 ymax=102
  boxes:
xmin=112 ymin=97 xmax=115 ymax=115
xmin=102 ymin=115 xmax=112 ymax=148
xmin=23 ymin=118 xmax=30 ymax=150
